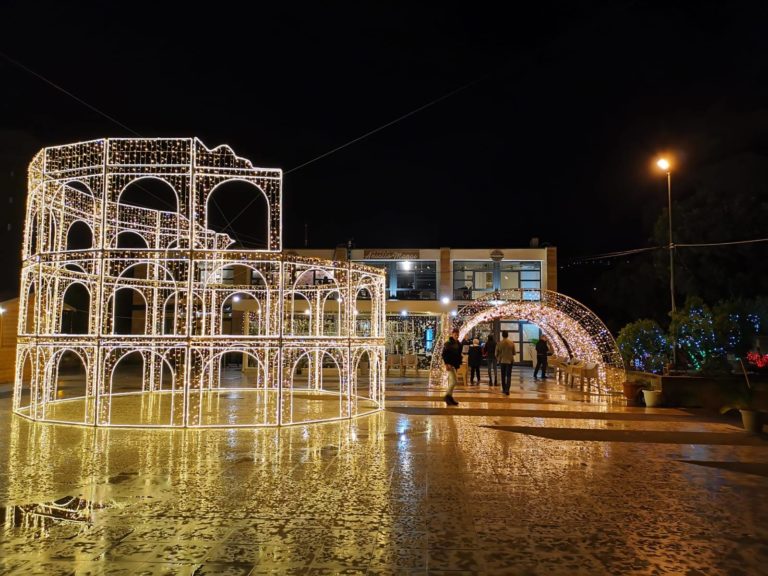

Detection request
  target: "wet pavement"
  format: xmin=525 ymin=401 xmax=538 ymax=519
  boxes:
xmin=1 ymin=368 xmax=767 ymax=575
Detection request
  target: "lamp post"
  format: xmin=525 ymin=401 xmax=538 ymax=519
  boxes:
xmin=656 ymin=158 xmax=675 ymax=314
xmin=0 ymin=307 xmax=5 ymax=348
xmin=657 ymin=158 xmax=676 ymax=373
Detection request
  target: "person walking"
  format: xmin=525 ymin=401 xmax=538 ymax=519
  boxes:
xmin=468 ymin=338 xmax=482 ymax=384
xmin=441 ymin=328 xmax=462 ymax=406
xmin=533 ymin=334 xmax=553 ymax=379
xmin=484 ymin=334 xmax=498 ymax=386
xmin=496 ymin=330 xmax=516 ymax=395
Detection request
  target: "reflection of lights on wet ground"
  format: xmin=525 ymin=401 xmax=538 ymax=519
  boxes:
xmin=3 ymin=385 xmax=766 ymax=575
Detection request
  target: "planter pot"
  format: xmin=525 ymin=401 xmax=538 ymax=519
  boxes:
xmin=642 ymin=389 xmax=663 ymax=408
xmin=622 ymin=382 xmax=646 ymax=406
xmin=739 ymin=409 xmax=763 ymax=434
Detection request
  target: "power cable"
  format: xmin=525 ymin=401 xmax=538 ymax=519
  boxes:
xmin=676 ymin=238 xmax=768 ymax=248
xmin=569 ymin=246 xmax=662 ymax=263
xmin=218 ymin=1 xmax=642 ymax=235
xmin=568 ymin=236 xmax=768 ymax=265
xmin=2 ymin=50 xmax=245 ymax=246
xmin=218 ymin=76 xmax=484 ymax=231
xmin=0 ymin=51 xmax=140 ymax=137
xmin=284 ymin=78 xmax=481 ymax=176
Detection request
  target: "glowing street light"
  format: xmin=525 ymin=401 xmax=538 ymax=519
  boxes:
xmin=440 ymin=296 xmax=450 ymax=305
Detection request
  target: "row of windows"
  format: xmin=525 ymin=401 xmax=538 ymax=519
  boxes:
xmin=101 ymin=260 xmax=540 ymax=300
xmin=357 ymin=260 xmax=542 ymax=301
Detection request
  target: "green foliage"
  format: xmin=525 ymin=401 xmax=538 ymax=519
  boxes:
xmin=653 ymin=156 xmax=768 ymax=305
xmin=617 ymin=319 xmax=669 ymax=374
xmin=670 ymin=296 xmax=724 ymax=371
xmin=712 ymin=299 xmax=761 ymax=357
xmin=618 ymin=296 xmax=764 ymax=377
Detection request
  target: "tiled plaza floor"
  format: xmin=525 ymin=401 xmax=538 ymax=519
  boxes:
xmin=1 ymin=369 xmax=767 ymax=575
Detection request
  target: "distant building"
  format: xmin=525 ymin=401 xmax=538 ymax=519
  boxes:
xmin=229 ymin=246 xmax=557 ymax=371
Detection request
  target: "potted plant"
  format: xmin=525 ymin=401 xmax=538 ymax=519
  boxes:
xmin=642 ymin=386 xmax=663 ymax=408
xmin=720 ymin=359 xmax=763 ymax=434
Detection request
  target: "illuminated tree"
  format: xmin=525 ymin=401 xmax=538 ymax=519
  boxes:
xmin=616 ymin=319 xmax=669 ymax=374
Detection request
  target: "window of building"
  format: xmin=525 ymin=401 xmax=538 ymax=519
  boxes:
xmin=357 ymin=260 xmax=437 ymax=300
xmin=453 ymin=261 xmax=493 ymax=299
xmin=455 ymin=260 xmax=542 ymax=299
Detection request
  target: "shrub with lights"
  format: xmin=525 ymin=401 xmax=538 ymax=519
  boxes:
xmin=616 ymin=319 xmax=669 ymax=374
xmin=618 ymin=296 xmax=764 ymax=375
xmin=670 ymin=297 xmax=724 ymax=372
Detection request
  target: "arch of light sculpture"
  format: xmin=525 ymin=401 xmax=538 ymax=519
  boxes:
xmin=14 ymin=138 xmax=386 ymax=427
xmin=429 ymin=289 xmax=625 ymax=391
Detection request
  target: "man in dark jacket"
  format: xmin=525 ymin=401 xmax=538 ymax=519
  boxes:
xmin=484 ymin=334 xmax=498 ymax=386
xmin=533 ymin=334 xmax=552 ymax=379
xmin=468 ymin=338 xmax=483 ymax=384
xmin=441 ymin=328 xmax=462 ymax=406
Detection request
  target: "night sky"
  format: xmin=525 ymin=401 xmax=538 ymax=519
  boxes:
xmin=2 ymin=1 xmax=767 ymax=299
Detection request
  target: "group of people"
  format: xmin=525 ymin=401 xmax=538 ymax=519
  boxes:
xmin=441 ymin=329 xmax=552 ymax=406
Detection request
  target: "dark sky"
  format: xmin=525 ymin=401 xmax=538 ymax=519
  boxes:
xmin=2 ymin=1 xmax=768 ymax=295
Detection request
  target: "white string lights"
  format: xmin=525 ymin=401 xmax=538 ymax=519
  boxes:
xmin=429 ymin=289 xmax=626 ymax=391
xmin=14 ymin=138 xmax=386 ymax=427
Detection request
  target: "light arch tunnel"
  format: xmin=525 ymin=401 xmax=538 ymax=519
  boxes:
xmin=429 ymin=289 xmax=626 ymax=391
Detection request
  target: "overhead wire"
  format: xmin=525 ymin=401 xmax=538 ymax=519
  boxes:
xmin=1 ymin=50 xmax=246 ymax=246
xmin=0 ymin=50 xmax=140 ymax=137
xmin=219 ymin=0 xmax=643 ymax=235
xmin=568 ymin=236 xmax=768 ymax=264
xmin=676 ymin=237 xmax=768 ymax=248
xmin=4 ymin=1 xmax=645 ymax=249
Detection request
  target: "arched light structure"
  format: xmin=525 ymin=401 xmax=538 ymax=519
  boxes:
xmin=429 ymin=289 xmax=625 ymax=391
xmin=14 ymin=138 xmax=386 ymax=427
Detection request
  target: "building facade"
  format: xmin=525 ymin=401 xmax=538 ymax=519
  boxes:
xmin=233 ymin=246 xmax=557 ymax=371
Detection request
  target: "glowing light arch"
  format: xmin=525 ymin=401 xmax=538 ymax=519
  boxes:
xmin=14 ymin=138 xmax=386 ymax=427
xmin=429 ymin=289 xmax=625 ymax=391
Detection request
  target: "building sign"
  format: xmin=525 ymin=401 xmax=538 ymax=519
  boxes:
xmin=363 ymin=249 xmax=419 ymax=260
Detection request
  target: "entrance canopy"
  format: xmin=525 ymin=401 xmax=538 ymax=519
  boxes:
xmin=429 ymin=289 xmax=625 ymax=390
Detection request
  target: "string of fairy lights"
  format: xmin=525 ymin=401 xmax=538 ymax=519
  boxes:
xmin=14 ymin=138 xmax=386 ymax=428
xmin=428 ymin=288 xmax=626 ymax=391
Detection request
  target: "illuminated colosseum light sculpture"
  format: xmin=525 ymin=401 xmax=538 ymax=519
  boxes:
xmin=14 ymin=138 xmax=386 ymax=427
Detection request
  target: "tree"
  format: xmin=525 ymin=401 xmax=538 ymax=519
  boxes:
xmin=617 ymin=319 xmax=669 ymax=374
xmin=712 ymin=299 xmax=762 ymax=358
xmin=653 ymin=152 xmax=768 ymax=305
xmin=670 ymin=296 xmax=723 ymax=371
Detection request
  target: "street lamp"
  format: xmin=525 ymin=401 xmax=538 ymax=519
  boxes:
xmin=656 ymin=158 xmax=675 ymax=314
